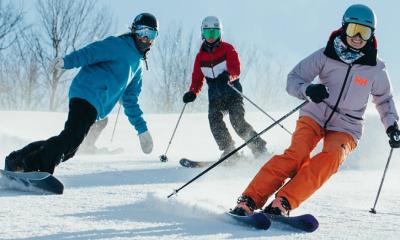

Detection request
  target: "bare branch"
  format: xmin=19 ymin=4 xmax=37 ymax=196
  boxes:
xmin=148 ymin=23 xmax=198 ymax=113
xmin=0 ymin=0 xmax=25 ymax=51
xmin=34 ymin=0 xmax=114 ymax=111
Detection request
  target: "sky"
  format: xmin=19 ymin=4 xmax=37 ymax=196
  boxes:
xmin=23 ymin=0 xmax=400 ymax=90
xmin=89 ymin=0 xmax=400 ymax=90
xmin=95 ymin=0 xmax=400 ymax=68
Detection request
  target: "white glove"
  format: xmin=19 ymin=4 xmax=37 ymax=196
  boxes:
xmin=49 ymin=57 xmax=64 ymax=72
xmin=139 ymin=131 xmax=153 ymax=154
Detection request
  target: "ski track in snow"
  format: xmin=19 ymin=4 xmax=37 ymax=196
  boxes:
xmin=0 ymin=106 xmax=399 ymax=239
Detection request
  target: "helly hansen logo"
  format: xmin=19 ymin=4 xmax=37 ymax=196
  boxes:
xmin=354 ymin=75 xmax=368 ymax=86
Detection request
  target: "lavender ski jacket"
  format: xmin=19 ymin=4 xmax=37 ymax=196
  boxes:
xmin=287 ymin=43 xmax=398 ymax=141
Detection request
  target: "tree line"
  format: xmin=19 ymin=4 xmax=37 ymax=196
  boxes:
xmin=0 ymin=0 xmax=292 ymax=114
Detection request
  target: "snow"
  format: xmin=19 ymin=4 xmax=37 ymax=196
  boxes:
xmin=0 ymin=104 xmax=399 ymax=239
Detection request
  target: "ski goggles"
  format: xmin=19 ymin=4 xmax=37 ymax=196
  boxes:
xmin=345 ymin=23 xmax=373 ymax=41
xmin=202 ymin=28 xmax=221 ymax=40
xmin=134 ymin=25 xmax=158 ymax=41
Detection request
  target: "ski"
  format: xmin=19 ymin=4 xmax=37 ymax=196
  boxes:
xmin=179 ymin=158 xmax=215 ymax=168
xmin=265 ymin=213 xmax=319 ymax=232
xmin=179 ymin=150 xmax=263 ymax=168
xmin=179 ymin=156 xmax=243 ymax=168
xmin=0 ymin=169 xmax=64 ymax=194
xmin=227 ymin=211 xmax=319 ymax=232
xmin=227 ymin=212 xmax=271 ymax=230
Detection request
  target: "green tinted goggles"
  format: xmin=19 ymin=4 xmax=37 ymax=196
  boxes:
xmin=202 ymin=28 xmax=221 ymax=40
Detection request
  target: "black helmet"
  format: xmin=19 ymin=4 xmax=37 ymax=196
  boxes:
xmin=131 ymin=13 xmax=159 ymax=32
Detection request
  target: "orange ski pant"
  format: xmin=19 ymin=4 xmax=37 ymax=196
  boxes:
xmin=242 ymin=116 xmax=356 ymax=209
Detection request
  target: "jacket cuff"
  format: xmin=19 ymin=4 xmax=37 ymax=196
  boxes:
xmin=383 ymin=118 xmax=397 ymax=133
xmin=135 ymin=122 xmax=148 ymax=135
xmin=300 ymin=83 xmax=311 ymax=100
xmin=63 ymin=56 xmax=73 ymax=69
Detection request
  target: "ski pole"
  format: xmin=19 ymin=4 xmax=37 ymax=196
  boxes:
xmin=228 ymin=83 xmax=292 ymax=135
xmin=110 ymin=103 xmax=122 ymax=142
xmin=167 ymin=100 xmax=308 ymax=198
xmin=370 ymin=147 xmax=394 ymax=214
xmin=159 ymin=104 xmax=187 ymax=162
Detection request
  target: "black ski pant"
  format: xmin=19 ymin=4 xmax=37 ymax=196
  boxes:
xmin=208 ymin=96 xmax=266 ymax=153
xmin=10 ymin=98 xmax=97 ymax=174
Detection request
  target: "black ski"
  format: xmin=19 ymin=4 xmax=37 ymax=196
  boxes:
xmin=228 ymin=211 xmax=319 ymax=232
xmin=0 ymin=169 xmax=64 ymax=194
xmin=179 ymin=153 xmax=246 ymax=168
xmin=227 ymin=211 xmax=271 ymax=230
xmin=265 ymin=213 xmax=319 ymax=232
xmin=179 ymin=158 xmax=239 ymax=168
xmin=179 ymin=158 xmax=214 ymax=168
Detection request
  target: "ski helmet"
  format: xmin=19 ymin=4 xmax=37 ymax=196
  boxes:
xmin=131 ymin=13 xmax=159 ymax=32
xmin=131 ymin=13 xmax=159 ymax=53
xmin=342 ymin=4 xmax=376 ymax=30
xmin=201 ymin=16 xmax=222 ymax=30
xmin=201 ymin=16 xmax=222 ymax=40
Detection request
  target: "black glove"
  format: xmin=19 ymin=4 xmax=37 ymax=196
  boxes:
xmin=386 ymin=122 xmax=400 ymax=148
xmin=305 ymin=84 xmax=329 ymax=103
xmin=182 ymin=91 xmax=196 ymax=103
xmin=216 ymin=71 xmax=230 ymax=83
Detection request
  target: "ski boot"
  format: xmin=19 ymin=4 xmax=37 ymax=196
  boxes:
xmin=230 ymin=195 xmax=256 ymax=216
xmin=247 ymin=134 xmax=268 ymax=158
xmin=251 ymin=145 xmax=268 ymax=159
xmin=5 ymin=149 xmax=41 ymax=172
xmin=263 ymin=196 xmax=291 ymax=216
xmin=220 ymin=145 xmax=241 ymax=166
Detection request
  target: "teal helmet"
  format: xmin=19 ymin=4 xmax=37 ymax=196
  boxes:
xmin=342 ymin=4 xmax=376 ymax=30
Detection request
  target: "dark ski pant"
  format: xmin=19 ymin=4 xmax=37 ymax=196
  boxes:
xmin=9 ymin=98 xmax=97 ymax=174
xmin=208 ymin=96 xmax=266 ymax=153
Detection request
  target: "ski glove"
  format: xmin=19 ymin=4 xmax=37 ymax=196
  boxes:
xmin=49 ymin=57 xmax=64 ymax=72
xmin=305 ymin=84 xmax=329 ymax=103
xmin=386 ymin=122 xmax=400 ymax=148
xmin=183 ymin=91 xmax=196 ymax=103
xmin=217 ymin=71 xmax=231 ymax=83
xmin=139 ymin=131 xmax=153 ymax=154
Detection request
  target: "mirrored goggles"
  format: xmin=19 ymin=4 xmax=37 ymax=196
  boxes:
xmin=134 ymin=25 xmax=158 ymax=40
xmin=345 ymin=23 xmax=372 ymax=41
xmin=202 ymin=28 xmax=220 ymax=40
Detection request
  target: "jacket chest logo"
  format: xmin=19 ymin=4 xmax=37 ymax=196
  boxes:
xmin=354 ymin=75 xmax=368 ymax=87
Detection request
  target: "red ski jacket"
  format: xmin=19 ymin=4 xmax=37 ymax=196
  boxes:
xmin=189 ymin=41 xmax=240 ymax=96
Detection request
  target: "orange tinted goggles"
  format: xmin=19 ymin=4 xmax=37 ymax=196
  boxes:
xmin=345 ymin=23 xmax=372 ymax=41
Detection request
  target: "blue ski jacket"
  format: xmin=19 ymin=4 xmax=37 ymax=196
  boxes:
xmin=64 ymin=34 xmax=148 ymax=134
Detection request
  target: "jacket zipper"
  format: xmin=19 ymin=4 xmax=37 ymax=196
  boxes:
xmin=210 ymin=58 xmax=221 ymax=97
xmin=323 ymin=63 xmax=353 ymax=128
xmin=211 ymin=62 xmax=215 ymax=78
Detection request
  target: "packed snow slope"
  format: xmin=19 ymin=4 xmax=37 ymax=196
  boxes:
xmin=0 ymin=102 xmax=399 ymax=240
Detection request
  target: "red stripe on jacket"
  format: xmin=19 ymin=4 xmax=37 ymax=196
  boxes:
xmin=189 ymin=41 xmax=240 ymax=95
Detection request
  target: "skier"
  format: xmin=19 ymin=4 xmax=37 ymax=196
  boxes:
xmin=182 ymin=16 xmax=267 ymax=159
xmin=79 ymin=118 xmax=109 ymax=154
xmin=4 ymin=13 xmax=159 ymax=174
xmin=78 ymin=117 xmax=122 ymax=154
xmin=231 ymin=4 xmax=400 ymax=216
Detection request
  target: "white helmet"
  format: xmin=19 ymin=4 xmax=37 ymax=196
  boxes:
xmin=201 ymin=16 xmax=222 ymax=30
